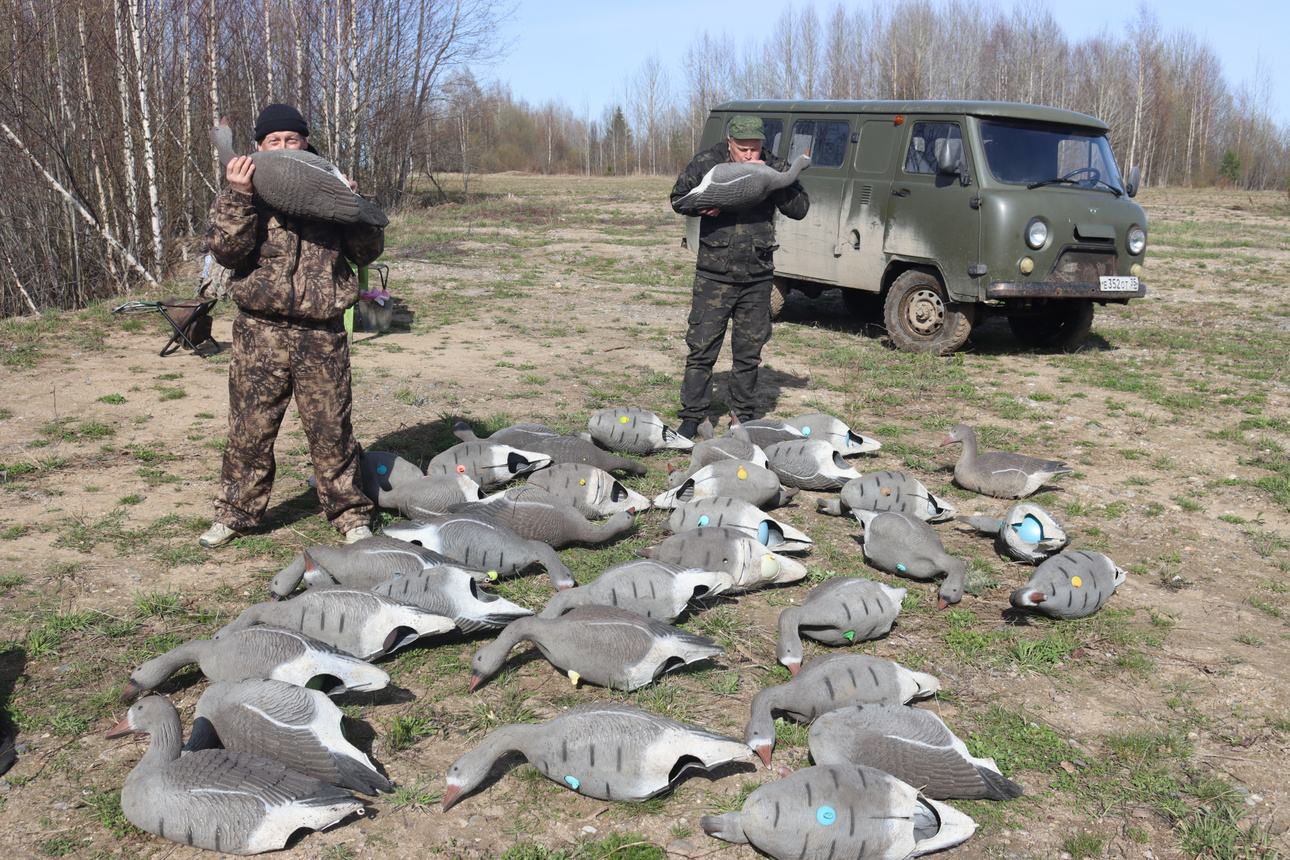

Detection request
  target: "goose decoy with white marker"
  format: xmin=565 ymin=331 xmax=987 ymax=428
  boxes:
xmin=957 ymin=501 xmax=1069 ymax=563
xmin=453 ymin=420 xmax=646 ymax=476
xmin=941 ymin=423 xmax=1072 ymax=498
xmin=726 ymin=415 xmax=805 ymax=449
xmin=587 ymin=407 xmax=695 ymax=455
xmin=667 ymin=436 xmax=770 ymax=487
xmin=121 ymin=626 xmax=390 ymax=701
xmin=370 ymin=566 xmax=533 ymax=633
xmin=538 ymin=559 xmax=728 ymax=622
xmin=775 ymin=578 xmax=905 ymax=674
xmin=817 ymin=470 xmax=957 ymax=523
xmin=527 ymin=462 xmax=651 ymax=518
xmin=764 ymin=438 xmax=862 ymax=490
xmin=853 ymin=510 xmax=966 ymax=609
xmin=468 ymin=605 xmax=722 ymax=692
xmin=674 ymin=153 xmax=811 ymax=213
xmin=108 ymin=695 xmax=366 ymax=855
xmin=182 ymin=678 xmax=391 ymax=795
xmin=638 ymin=526 xmax=807 ymax=593
xmin=654 ymin=460 xmax=797 ymax=509
xmin=383 ymin=511 xmax=576 ymax=589
xmin=744 ymin=654 xmax=939 ymax=765
xmin=448 ymin=484 xmax=636 ymax=548
xmin=699 ymin=763 xmax=976 ymax=860
xmin=216 ymin=584 xmax=454 ymax=661
xmin=210 ymin=118 xmax=387 ymax=227
xmin=665 ymin=497 xmax=813 ymax=552
xmin=269 ymin=536 xmax=461 ymax=600
xmin=783 ymin=412 xmax=882 ymax=455
xmin=809 ymin=704 xmax=1023 ymax=801
xmin=1010 ymin=550 xmax=1126 ymax=619
xmin=442 ymin=702 xmax=755 ymax=809
xmin=426 ymin=440 xmax=551 ymax=490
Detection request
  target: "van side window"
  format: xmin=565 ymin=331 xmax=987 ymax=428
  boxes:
xmin=789 ymin=120 xmax=849 ymax=168
xmin=904 ymin=122 xmax=964 ymax=175
xmin=724 ymin=118 xmax=784 ymax=157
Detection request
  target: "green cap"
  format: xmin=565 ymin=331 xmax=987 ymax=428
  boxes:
xmin=727 ymin=115 xmax=765 ymax=141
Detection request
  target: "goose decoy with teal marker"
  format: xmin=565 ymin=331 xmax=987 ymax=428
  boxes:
xmin=654 ymin=460 xmax=797 ymax=509
xmin=108 ymin=695 xmax=367 ymax=855
xmin=447 ymin=484 xmax=636 ymax=548
xmin=269 ymin=536 xmax=462 ymax=600
xmin=763 ymin=438 xmax=863 ymax=490
xmin=957 ymin=501 xmax=1069 ymax=563
xmin=853 ymin=510 xmax=966 ymax=609
xmin=784 ymin=412 xmax=881 ymax=455
xmin=354 ymin=451 xmax=428 ymax=507
xmin=453 ymin=420 xmax=646 ymax=476
xmin=941 ymin=423 xmax=1071 ymax=499
xmin=1010 ymin=550 xmax=1126 ymax=619
xmin=638 ymin=526 xmax=807 ymax=593
xmin=674 ymin=153 xmax=810 ymax=213
xmin=667 ymin=436 xmax=769 ymax=486
xmin=775 ymin=578 xmax=905 ymax=674
xmin=699 ymin=763 xmax=976 ymax=860
xmin=809 ymin=704 xmax=1022 ymax=801
xmin=665 ymin=497 xmax=812 ymax=552
xmin=817 ymin=470 xmax=957 ymax=523
xmin=384 ymin=511 xmax=576 ymax=589
xmin=538 ymin=559 xmax=728 ymax=622
xmin=526 ymin=461 xmax=651 ymax=518
xmin=442 ymin=703 xmax=755 ymax=810
xmin=587 ymin=407 xmax=694 ymax=455
xmin=427 ymin=440 xmax=552 ymax=490
xmin=726 ymin=415 xmax=805 ymax=449
xmin=370 ymin=566 xmax=533 ymax=633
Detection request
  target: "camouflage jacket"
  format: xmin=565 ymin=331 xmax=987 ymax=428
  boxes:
xmin=207 ymin=187 xmax=384 ymax=323
xmin=670 ymin=141 xmax=809 ymax=283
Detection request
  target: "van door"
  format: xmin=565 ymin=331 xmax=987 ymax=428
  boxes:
xmin=835 ymin=117 xmax=901 ymax=293
xmin=772 ymin=117 xmax=852 ymax=284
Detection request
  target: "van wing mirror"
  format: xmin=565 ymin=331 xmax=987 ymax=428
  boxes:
xmin=934 ymin=138 xmax=972 ymax=186
xmin=1125 ymin=165 xmax=1141 ymax=198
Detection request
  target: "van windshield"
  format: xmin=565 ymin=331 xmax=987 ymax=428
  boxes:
xmin=980 ymin=121 xmax=1124 ymax=194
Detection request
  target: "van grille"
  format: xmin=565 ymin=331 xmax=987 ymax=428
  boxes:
xmin=860 ymin=185 xmax=872 ymax=205
xmin=1046 ymin=248 xmax=1117 ymax=282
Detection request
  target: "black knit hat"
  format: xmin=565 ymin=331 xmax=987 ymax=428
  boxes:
xmin=254 ymin=103 xmax=309 ymax=141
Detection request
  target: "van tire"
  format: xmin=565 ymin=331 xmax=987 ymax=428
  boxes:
xmin=769 ymin=279 xmax=790 ymax=320
xmin=884 ymin=270 xmax=973 ymax=355
xmin=1008 ymin=299 xmax=1094 ymax=350
xmin=841 ymin=288 xmax=883 ymax=322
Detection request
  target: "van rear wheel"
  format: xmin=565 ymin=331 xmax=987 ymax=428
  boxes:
xmin=1008 ymin=299 xmax=1095 ymax=350
xmin=884 ymin=270 xmax=973 ymax=355
xmin=769 ymin=279 xmax=790 ymax=320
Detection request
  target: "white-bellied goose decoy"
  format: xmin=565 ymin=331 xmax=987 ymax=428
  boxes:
xmin=669 ymin=436 xmax=770 ymax=485
xmin=783 ymin=411 xmax=881 ymax=455
xmin=665 ymin=497 xmax=812 ymax=552
xmin=957 ymin=501 xmax=1069 ymax=563
xmin=654 ymin=460 xmax=797 ymax=509
xmin=269 ymin=536 xmax=460 ymax=600
xmin=384 ymin=511 xmax=576 ymax=589
xmin=527 ymin=462 xmax=652 ymax=518
xmin=638 ymin=526 xmax=807 ymax=593
xmin=674 ymin=153 xmax=810 ymax=213
xmin=817 ymin=470 xmax=957 ymax=523
xmin=426 ymin=440 xmax=551 ymax=490
xmin=941 ymin=423 xmax=1071 ymax=498
xmin=370 ymin=566 xmax=533 ymax=633
xmin=453 ymin=420 xmax=646 ymax=476
xmin=587 ymin=407 xmax=694 ymax=455
xmin=538 ymin=559 xmax=728 ymax=622
xmin=763 ymin=438 xmax=862 ymax=490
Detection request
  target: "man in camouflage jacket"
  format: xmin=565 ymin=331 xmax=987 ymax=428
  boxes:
xmin=670 ymin=115 xmax=808 ymax=437
xmin=200 ymin=103 xmax=383 ymax=548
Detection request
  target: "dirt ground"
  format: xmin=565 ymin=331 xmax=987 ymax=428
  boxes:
xmin=0 ymin=177 xmax=1288 ymax=860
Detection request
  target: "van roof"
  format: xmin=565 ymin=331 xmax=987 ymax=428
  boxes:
xmin=711 ymin=99 xmax=1108 ymax=131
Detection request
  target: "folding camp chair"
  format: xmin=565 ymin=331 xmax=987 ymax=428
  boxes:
xmin=112 ymin=297 xmax=219 ymax=357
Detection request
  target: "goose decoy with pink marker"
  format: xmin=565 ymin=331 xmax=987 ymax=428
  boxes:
xmin=427 ymin=440 xmax=551 ymax=490
xmin=763 ymin=438 xmax=862 ymax=490
xmin=638 ymin=526 xmax=807 ymax=593
xmin=448 ymin=484 xmax=635 ymax=548
xmin=654 ymin=460 xmax=797 ymax=509
xmin=269 ymin=536 xmax=461 ymax=600
xmin=1010 ymin=550 xmax=1126 ymax=619
xmin=108 ymin=695 xmax=366 ymax=854
xmin=370 ymin=566 xmax=533 ymax=633
xmin=783 ymin=411 xmax=881 ymax=455
xmin=727 ymin=415 xmax=805 ymax=449
xmin=853 ymin=510 xmax=966 ymax=609
xmin=384 ymin=511 xmax=576 ymax=589
xmin=957 ymin=501 xmax=1069 ymax=563
xmin=538 ymin=559 xmax=728 ymax=622
xmin=453 ymin=420 xmax=646 ymax=476
xmin=674 ymin=153 xmax=810 ymax=213
xmin=775 ymin=578 xmax=905 ymax=674
xmin=526 ymin=462 xmax=651 ymax=518
xmin=667 ymin=436 xmax=769 ymax=487
xmin=817 ymin=470 xmax=957 ymax=523
xmin=941 ymin=423 xmax=1071 ymax=499
xmin=442 ymin=703 xmax=755 ymax=810
xmin=588 ymin=407 xmax=694 ymax=455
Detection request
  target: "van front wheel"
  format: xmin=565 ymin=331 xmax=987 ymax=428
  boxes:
xmin=1008 ymin=299 xmax=1094 ymax=350
xmin=884 ymin=270 xmax=973 ymax=355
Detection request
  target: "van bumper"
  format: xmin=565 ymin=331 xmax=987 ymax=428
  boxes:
xmin=985 ymin=281 xmax=1146 ymax=301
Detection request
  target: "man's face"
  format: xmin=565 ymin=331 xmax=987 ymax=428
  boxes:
xmin=258 ymin=131 xmax=308 ymax=151
xmin=728 ymin=137 xmax=764 ymax=163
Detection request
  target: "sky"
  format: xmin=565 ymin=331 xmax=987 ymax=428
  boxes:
xmin=483 ymin=0 xmax=1287 ymax=129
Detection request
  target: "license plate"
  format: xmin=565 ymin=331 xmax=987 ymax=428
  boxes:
xmin=1099 ymin=276 xmax=1138 ymax=292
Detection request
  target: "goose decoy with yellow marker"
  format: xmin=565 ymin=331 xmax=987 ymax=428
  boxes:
xmin=763 ymin=438 xmax=862 ymax=490
xmin=699 ymin=763 xmax=976 ymax=860
xmin=1010 ymin=550 xmax=1126 ymax=619
xmin=809 ymin=704 xmax=1023 ymax=801
xmin=674 ymin=153 xmax=811 ymax=213
xmin=853 ymin=510 xmax=966 ymax=609
xmin=638 ymin=526 xmax=807 ymax=593
xmin=665 ymin=497 xmax=813 ymax=552
xmin=538 ymin=559 xmax=728 ymax=622
xmin=667 ymin=436 xmax=769 ymax=489
xmin=526 ymin=461 xmax=651 ymax=518
xmin=817 ymin=470 xmax=957 ymax=523
xmin=453 ymin=420 xmax=646 ymax=476
xmin=775 ymin=578 xmax=905 ymax=674
xmin=587 ymin=407 xmax=695 ymax=455
xmin=370 ymin=566 xmax=533 ymax=633
xmin=442 ymin=703 xmax=755 ymax=810
xmin=448 ymin=484 xmax=636 ymax=548
xmin=426 ymin=440 xmax=551 ymax=490
xmin=269 ymin=536 xmax=461 ymax=600
xmin=957 ymin=501 xmax=1069 ymax=563
xmin=654 ymin=460 xmax=797 ymax=509
xmin=384 ymin=511 xmax=576 ymax=589
xmin=783 ymin=412 xmax=882 ymax=455
xmin=941 ymin=423 xmax=1072 ymax=499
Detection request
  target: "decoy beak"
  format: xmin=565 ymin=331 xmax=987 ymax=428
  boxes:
xmin=467 ymin=672 xmax=485 ymax=693
xmin=105 ymin=713 xmax=134 ymax=739
xmin=939 ymin=436 xmax=955 ymax=447
xmin=441 ymin=785 xmax=462 ymax=812
xmin=1029 ymin=593 xmax=1047 ymax=604
xmin=786 ymin=660 xmax=800 ymax=677
xmin=754 ymin=743 xmax=772 ymax=768
xmin=118 ymin=680 xmax=144 ymax=703
xmin=937 ymin=596 xmax=951 ymax=610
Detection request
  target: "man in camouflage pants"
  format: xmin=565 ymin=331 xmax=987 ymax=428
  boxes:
xmin=200 ymin=104 xmax=383 ymax=548
xmin=669 ymin=115 xmax=809 ymax=439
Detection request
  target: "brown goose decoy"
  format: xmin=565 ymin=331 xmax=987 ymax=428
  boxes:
xmin=674 ymin=153 xmax=811 ymax=213
xmin=940 ymin=423 xmax=1072 ymax=498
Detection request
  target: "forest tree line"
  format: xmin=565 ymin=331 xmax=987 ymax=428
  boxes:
xmin=1 ymin=0 xmax=1286 ymax=316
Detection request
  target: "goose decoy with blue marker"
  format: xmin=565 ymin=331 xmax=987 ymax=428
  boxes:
xmin=783 ymin=412 xmax=881 ymax=455
xmin=526 ymin=461 xmax=651 ymax=518
xmin=587 ymin=407 xmax=694 ymax=455
xmin=442 ymin=702 xmax=755 ymax=810
xmin=941 ymin=423 xmax=1071 ymax=499
xmin=453 ymin=420 xmax=646 ymax=476
xmin=354 ymin=451 xmax=428 ymax=507
xmin=957 ymin=501 xmax=1069 ymax=563
xmin=674 ymin=153 xmax=811 ymax=213
xmin=538 ymin=559 xmax=728 ymax=622
xmin=638 ymin=526 xmax=807 ymax=593
xmin=853 ymin=510 xmax=966 ymax=609
xmin=775 ymin=578 xmax=905 ymax=674
xmin=763 ymin=438 xmax=862 ymax=490
xmin=427 ymin=440 xmax=551 ymax=490
xmin=654 ymin=460 xmax=797 ymax=509
xmin=817 ymin=470 xmax=957 ymax=523
xmin=726 ymin=415 xmax=805 ymax=449
xmin=108 ymin=695 xmax=367 ymax=855
xmin=665 ymin=497 xmax=812 ymax=552
xmin=1010 ymin=550 xmax=1126 ymax=619
xmin=370 ymin=566 xmax=533 ymax=633
xmin=448 ymin=484 xmax=635 ymax=548
xmin=384 ymin=510 xmax=576 ymax=589
xmin=269 ymin=536 xmax=461 ymax=600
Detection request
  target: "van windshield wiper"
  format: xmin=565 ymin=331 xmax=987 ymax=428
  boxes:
xmin=1026 ymin=177 xmax=1076 ymax=189
xmin=1026 ymin=176 xmax=1123 ymax=196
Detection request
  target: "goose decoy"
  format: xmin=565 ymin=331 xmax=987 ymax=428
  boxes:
xmin=370 ymin=566 xmax=533 ymax=633
xmin=538 ymin=559 xmax=728 ymax=622
xmin=853 ymin=510 xmax=966 ymax=609
xmin=210 ymin=118 xmax=387 ymax=228
xmin=453 ymin=420 xmax=646 ymax=476
xmin=775 ymin=578 xmax=905 ymax=674
xmin=355 ymin=451 xmax=429 ymax=508
xmin=384 ymin=511 xmax=576 ymax=589
xmin=783 ymin=412 xmax=881 ymax=456
xmin=654 ymin=460 xmax=797 ymax=509
xmin=1010 ymin=550 xmax=1127 ymax=619
xmin=426 ymin=440 xmax=551 ymax=490
xmin=109 ymin=695 xmax=366 ymax=854
xmin=940 ymin=423 xmax=1072 ymax=499
xmin=665 ymin=497 xmax=813 ymax=552
xmin=216 ymin=584 xmax=455 ymax=661
xmin=121 ymin=627 xmax=390 ymax=700
xmin=448 ymin=484 xmax=636 ymax=548
xmin=669 ymin=436 xmax=769 ymax=485
xmin=442 ymin=703 xmax=756 ymax=809
xmin=527 ymin=462 xmax=652 ymax=518
xmin=269 ymin=536 xmax=461 ymax=600
xmin=727 ymin=415 xmax=805 ymax=449
xmin=674 ymin=153 xmax=811 ymax=213
xmin=957 ymin=501 xmax=1069 ymax=563
xmin=468 ymin=605 xmax=722 ymax=692
xmin=763 ymin=438 xmax=862 ymax=490
xmin=638 ymin=526 xmax=807 ymax=593
xmin=182 ymin=678 xmax=391 ymax=795
xmin=809 ymin=704 xmax=1022 ymax=801
xmin=744 ymin=654 xmax=940 ymax=765
xmin=817 ymin=470 xmax=957 ymax=523
xmin=699 ymin=763 xmax=976 ymax=860
xmin=587 ymin=407 xmax=694 ymax=455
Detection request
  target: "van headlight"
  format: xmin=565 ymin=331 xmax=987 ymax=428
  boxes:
xmin=1025 ymin=218 xmax=1048 ymax=249
xmin=1126 ymin=225 xmax=1146 ymax=255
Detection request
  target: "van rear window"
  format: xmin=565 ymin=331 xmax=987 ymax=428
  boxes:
xmin=723 ymin=118 xmax=784 ymax=156
xmin=789 ymin=120 xmax=849 ymax=168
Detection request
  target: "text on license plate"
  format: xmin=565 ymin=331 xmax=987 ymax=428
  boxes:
xmin=1099 ymin=276 xmax=1138 ymax=292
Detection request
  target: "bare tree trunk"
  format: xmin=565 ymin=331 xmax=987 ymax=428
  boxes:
xmin=77 ymin=10 xmax=120 ymax=286
xmin=262 ymin=0 xmax=274 ymax=96
xmin=128 ymin=0 xmax=164 ymax=276
xmin=346 ymin=0 xmax=358 ymax=176
xmin=113 ymin=0 xmax=139 ymax=254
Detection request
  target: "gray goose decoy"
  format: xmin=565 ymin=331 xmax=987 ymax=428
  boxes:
xmin=210 ymin=119 xmax=387 ymax=227
xmin=665 ymin=497 xmax=813 ymax=552
xmin=370 ymin=566 xmax=533 ymax=633
xmin=638 ymin=526 xmax=807 ymax=593
xmin=809 ymin=704 xmax=1022 ymax=801
xmin=854 ymin=510 xmax=966 ymax=609
xmin=426 ymin=440 xmax=551 ymax=490
xmin=538 ymin=559 xmax=728 ymax=622
xmin=355 ymin=449 xmax=486 ymax=516
xmin=468 ymin=605 xmax=722 ymax=692
xmin=783 ymin=411 xmax=881 ymax=455
xmin=817 ymin=470 xmax=957 ymax=523
xmin=109 ymin=695 xmax=365 ymax=854
xmin=744 ymin=654 xmax=939 ymax=766
xmin=674 ymin=153 xmax=811 ymax=213
xmin=526 ymin=462 xmax=652 ymax=517
xmin=776 ymin=577 xmax=905 ymax=674
xmin=727 ymin=415 xmax=805 ymax=449
xmin=269 ymin=536 xmax=460 ymax=600
xmin=182 ymin=678 xmax=391 ymax=795
xmin=587 ymin=407 xmax=694 ymax=455
xmin=355 ymin=451 xmax=424 ymax=507
xmin=1010 ymin=550 xmax=1126 ymax=619
xmin=449 ymin=484 xmax=636 ymax=548
xmin=957 ymin=501 xmax=1069 ymax=563
xmin=764 ymin=438 xmax=862 ymax=490
xmin=384 ymin=511 xmax=576 ymax=589
xmin=654 ymin=460 xmax=797 ymax=509
xmin=669 ymin=436 xmax=769 ymax=485
xmin=453 ymin=420 xmax=646 ymax=476
xmin=121 ymin=627 xmax=390 ymax=700
xmin=442 ymin=703 xmax=755 ymax=809
xmin=700 ymin=763 xmax=976 ymax=860
xmin=941 ymin=423 xmax=1072 ymax=498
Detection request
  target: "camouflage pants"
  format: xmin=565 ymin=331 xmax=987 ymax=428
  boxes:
xmin=213 ymin=312 xmax=372 ymax=533
xmin=679 ymin=275 xmax=772 ymax=421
